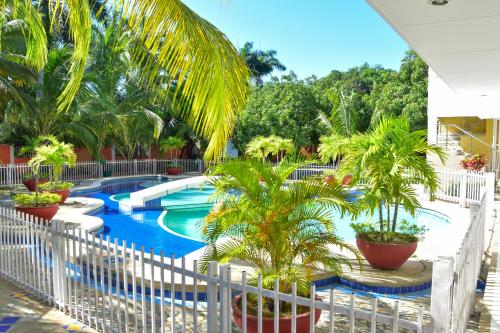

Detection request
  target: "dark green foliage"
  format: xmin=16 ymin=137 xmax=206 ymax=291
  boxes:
xmin=232 ymin=50 xmax=429 ymax=153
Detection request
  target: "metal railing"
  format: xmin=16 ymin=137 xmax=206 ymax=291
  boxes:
xmin=437 ymin=121 xmax=500 ymax=172
xmin=0 ymin=208 xmax=428 ymax=332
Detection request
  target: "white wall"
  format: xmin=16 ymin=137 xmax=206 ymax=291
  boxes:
xmin=428 ymin=68 xmax=500 ymax=143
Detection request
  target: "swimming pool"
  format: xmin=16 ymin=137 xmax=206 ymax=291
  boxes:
xmin=81 ymin=177 xmax=449 ymax=258
xmin=159 ymin=186 xmax=450 ymax=242
xmin=79 ymin=177 xmax=206 ymax=257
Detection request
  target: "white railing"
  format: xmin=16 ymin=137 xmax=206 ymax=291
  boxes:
xmin=0 ymin=159 xmax=206 ymax=186
xmin=434 ymin=168 xmax=495 ymax=206
xmin=430 ymin=189 xmax=489 ymax=333
xmin=0 ymin=208 xmax=428 ymax=332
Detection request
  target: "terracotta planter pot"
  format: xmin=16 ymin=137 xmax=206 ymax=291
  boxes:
xmin=49 ymin=189 xmax=70 ymax=204
xmin=231 ymin=294 xmax=321 ymax=333
xmin=341 ymin=175 xmax=353 ymax=186
xmin=166 ymin=167 xmax=181 ymax=175
xmin=22 ymin=178 xmax=48 ymax=192
xmin=15 ymin=205 xmax=59 ymax=221
xmin=324 ymin=175 xmax=335 ymax=185
xmin=356 ymin=236 xmax=418 ymax=270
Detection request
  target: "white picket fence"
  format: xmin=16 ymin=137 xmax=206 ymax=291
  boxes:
xmin=0 ymin=208 xmax=428 ymax=333
xmin=430 ymin=188 xmax=489 ymax=332
xmin=0 ymin=159 xmax=206 ymax=186
xmin=434 ymin=168 xmax=495 ymax=206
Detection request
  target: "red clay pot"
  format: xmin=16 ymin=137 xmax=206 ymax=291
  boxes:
xmin=356 ymin=236 xmax=418 ymax=270
xmin=22 ymin=178 xmax=48 ymax=192
xmin=15 ymin=205 xmax=59 ymax=222
xmin=341 ymin=175 xmax=353 ymax=186
xmin=49 ymin=189 xmax=70 ymax=204
xmin=166 ymin=167 xmax=181 ymax=175
xmin=231 ymin=294 xmax=322 ymax=333
xmin=324 ymin=175 xmax=335 ymax=185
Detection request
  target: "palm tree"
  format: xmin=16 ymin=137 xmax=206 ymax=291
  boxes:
xmin=201 ymin=158 xmax=360 ymax=300
xmin=0 ymin=0 xmax=250 ymax=160
xmin=72 ymin=22 xmax=164 ymax=160
xmin=29 ymin=135 xmax=77 ymax=188
xmin=245 ymin=135 xmax=294 ymax=162
xmin=240 ymin=42 xmax=286 ymax=85
xmin=318 ymin=117 xmax=446 ymax=241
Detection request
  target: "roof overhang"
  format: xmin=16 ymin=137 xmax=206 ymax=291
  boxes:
xmin=366 ymin=0 xmax=500 ymax=104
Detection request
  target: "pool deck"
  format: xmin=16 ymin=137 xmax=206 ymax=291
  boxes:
xmin=54 ymin=197 xmax=104 ymax=232
xmin=0 ymin=279 xmax=97 ymax=333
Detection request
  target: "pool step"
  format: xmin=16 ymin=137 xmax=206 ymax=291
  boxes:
xmin=164 ymin=202 xmax=214 ymax=211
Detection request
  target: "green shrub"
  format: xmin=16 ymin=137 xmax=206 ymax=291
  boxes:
xmin=13 ymin=192 xmax=61 ymax=207
xmin=39 ymin=181 xmax=74 ymax=191
xmin=350 ymin=219 xmax=428 ymax=243
xmin=21 ymin=172 xmax=49 ymax=180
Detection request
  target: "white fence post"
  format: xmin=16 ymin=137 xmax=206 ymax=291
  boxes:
xmin=51 ymin=220 xmax=68 ymax=308
xmin=430 ymin=256 xmax=454 ymax=333
xmin=485 ymin=172 xmax=496 ymax=232
xmin=459 ymin=170 xmax=468 ymax=207
xmin=153 ymin=159 xmax=157 ymax=174
xmin=207 ymin=261 xmax=219 ymax=333
xmin=198 ymin=159 xmax=203 ymax=174
xmin=133 ymin=159 xmax=138 ymax=175
xmin=6 ymin=164 xmax=13 ymax=186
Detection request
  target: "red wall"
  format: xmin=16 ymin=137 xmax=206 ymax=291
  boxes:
xmin=0 ymin=144 xmax=10 ymax=164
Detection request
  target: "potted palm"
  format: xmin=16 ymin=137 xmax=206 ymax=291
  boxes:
xmin=28 ymin=136 xmax=77 ymax=204
xmin=159 ymin=136 xmax=186 ymax=175
xmin=319 ymin=117 xmax=446 ymax=270
xmin=201 ymin=158 xmax=360 ymax=333
xmin=19 ymin=138 xmax=49 ymax=191
xmin=13 ymin=192 xmax=62 ymax=221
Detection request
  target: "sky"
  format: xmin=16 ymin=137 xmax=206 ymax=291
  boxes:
xmin=182 ymin=0 xmax=409 ymax=79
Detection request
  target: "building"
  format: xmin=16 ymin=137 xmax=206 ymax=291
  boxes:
xmin=367 ymin=0 xmax=500 ymax=173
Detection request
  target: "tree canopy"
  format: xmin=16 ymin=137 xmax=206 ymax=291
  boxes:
xmin=232 ymin=50 xmax=429 ymax=153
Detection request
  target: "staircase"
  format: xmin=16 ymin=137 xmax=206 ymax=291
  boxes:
xmin=430 ymin=131 xmax=466 ymax=170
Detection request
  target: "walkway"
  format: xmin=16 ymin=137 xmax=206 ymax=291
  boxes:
xmin=479 ymin=204 xmax=500 ymax=332
xmin=0 ymin=279 xmax=96 ymax=333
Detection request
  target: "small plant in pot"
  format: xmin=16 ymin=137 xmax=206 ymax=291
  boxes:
xmin=13 ymin=191 xmax=61 ymax=221
xmin=319 ymin=117 xmax=446 ymax=270
xmin=200 ymin=158 xmax=360 ymax=333
xmin=22 ymin=172 xmax=49 ymax=191
xmin=159 ymin=136 xmax=186 ymax=175
xmin=39 ymin=181 xmax=74 ymax=204
xmin=28 ymin=136 xmax=77 ymax=204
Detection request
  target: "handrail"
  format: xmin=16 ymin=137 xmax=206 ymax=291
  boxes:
xmin=437 ymin=121 xmax=495 ymax=151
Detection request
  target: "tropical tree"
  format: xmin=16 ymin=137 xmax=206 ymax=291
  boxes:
xmin=201 ymin=158 xmax=360 ymax=300
xmin=0 ymin=0 xmax=250 ymax=160
xmin=232 ymin=73 xmax=327 ymax=153
xmin=159 ymin=136 xmax=186 ymax=160
xmin=245 ymin=135 xmax=294 ymax=162
xmin=28 ymin=135 xmax=77 ymax=189
xmin=240 ymin=42 xmax=286 ymax=85
xmin=72 ymin=22 xmax=164 ymax=160
xmin=318 ymin=117 xmax=446 ymax=241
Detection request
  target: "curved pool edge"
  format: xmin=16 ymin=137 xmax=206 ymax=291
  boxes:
xmin=55 ymin=197 xmax=105 ymax=232
xmin=158 ymin=211 xmax=206 ymax=243
xmin=71 ymin=174 xmax=171 ymax=196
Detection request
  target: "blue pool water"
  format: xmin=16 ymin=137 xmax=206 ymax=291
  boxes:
xmin=80 ymin=177 xmax=449 ymax=258
xmin=160 ymin=187 xmax=450 ymax=242
xmin=80 ymin=177 xmax=205 ymax=257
